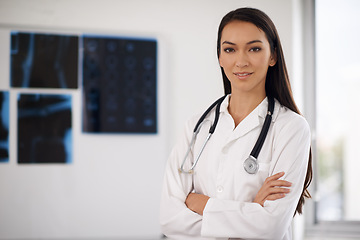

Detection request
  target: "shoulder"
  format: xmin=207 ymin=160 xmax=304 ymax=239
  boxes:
xmin=184 ymin=95 xmax=227 ymax=132
xmin=273 ymin=101 xmax=311 ymax=136
xmin=184 ymin=112 xmax=202 ymax=131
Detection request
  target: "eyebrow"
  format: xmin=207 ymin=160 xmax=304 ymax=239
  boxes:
xmin=222 ymin=40 xmax=263 ymax=45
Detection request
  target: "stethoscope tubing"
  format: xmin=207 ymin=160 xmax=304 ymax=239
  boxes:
xmin=178 ymin=95 xmax=274 ymax=175
xmin=250 ymin=97 xmax=274 ymax=159
xmin=179 ymin=123 xmax=212 ymax=174
xmin=193 ymin=95 xmax=226 ymax=133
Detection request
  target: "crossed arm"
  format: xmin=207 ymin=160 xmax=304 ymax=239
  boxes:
xmin=185 ymin=171 xmax=291 ymax=215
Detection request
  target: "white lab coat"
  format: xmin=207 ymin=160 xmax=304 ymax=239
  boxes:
xmin=160 ymin=95 xmax=311 ymax=240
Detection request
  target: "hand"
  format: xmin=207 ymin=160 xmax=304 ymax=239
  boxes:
xmin=253 ymin=172 xmax=292 ymax=207
xmin=185 ymin=193 xmax=210 ymax=215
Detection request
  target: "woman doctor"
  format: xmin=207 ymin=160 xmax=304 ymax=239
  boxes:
xmin=160 ymin=7 xmax=312 ymax=240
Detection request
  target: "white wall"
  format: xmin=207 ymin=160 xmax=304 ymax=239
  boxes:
xmin=0 ymin=0 xmax=298 ymax=239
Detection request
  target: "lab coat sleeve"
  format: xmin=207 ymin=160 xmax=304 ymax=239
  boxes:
xmin=201 ymin=113 xmax=311 ymax=239
xmin=160 ymin=118 xmax=204 ymax=239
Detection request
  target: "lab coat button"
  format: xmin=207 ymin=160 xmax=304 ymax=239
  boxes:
xmin=217 ymin=186 xmax=224 ymax=193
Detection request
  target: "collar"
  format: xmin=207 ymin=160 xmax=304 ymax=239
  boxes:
xmin=215 ymin=94 xmax=280 ymax=141
xmin=219 ymin=94 xmax=280 ymax=123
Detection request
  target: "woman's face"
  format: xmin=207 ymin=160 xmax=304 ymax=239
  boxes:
xmin=219 ymin=20 xmax=276 ymax=96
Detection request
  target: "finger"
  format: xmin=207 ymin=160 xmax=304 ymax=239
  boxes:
xmin=266 ymin=193 xmax=287 ymax=201
xmin=257 ymin=187 xmax=290 ymax=200
xmin=268 ymin=187 xmax=291 ymax=195
xmin=263 ymin=180 xmax=292 ymax=190
xmin=255 ymin=182 xmax=290 ymax=199
xmin=268 ymin=180 xmax=292 ymax=187
xmin=265 ymin=172 xmax=285 ymax=182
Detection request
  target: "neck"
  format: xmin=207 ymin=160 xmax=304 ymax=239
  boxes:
xmin=228 ymin=91 xmax=266 ymax=126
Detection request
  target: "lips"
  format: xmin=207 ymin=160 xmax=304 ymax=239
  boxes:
xmin=234 ymin=72 xmax=253 ymax=79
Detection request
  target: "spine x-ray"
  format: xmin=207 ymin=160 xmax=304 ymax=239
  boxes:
xmin=82 ymin=36 xmax=157 ymax=133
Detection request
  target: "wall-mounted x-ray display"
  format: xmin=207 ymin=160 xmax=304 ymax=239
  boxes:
xmin=17 ymin=93 xmax=72 ymax=164
xmin=10 ymin=32 xmax=79 ymax=89
xmin=82 ymin=36 xmax=157 ymax=133
xmin=0 ymin=91 xmax=9 ymax=163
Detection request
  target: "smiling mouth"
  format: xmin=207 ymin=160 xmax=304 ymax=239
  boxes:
xmin=234 ymin=72 xmax=253 ymax=77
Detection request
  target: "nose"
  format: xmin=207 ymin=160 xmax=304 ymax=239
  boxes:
xmin=235 ymin=52 xmax=249 ymax=68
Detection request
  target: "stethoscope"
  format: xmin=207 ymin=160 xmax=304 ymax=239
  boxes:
xmin=179 ymin=95 xmax=275 ymax=175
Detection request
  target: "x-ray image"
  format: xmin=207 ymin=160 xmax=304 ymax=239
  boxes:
xmin=11 ymin=32 xmax=78 ymax=89
xmin=82 ymin=36 xmax=157 ymax=133
xmin=17 ymin=93 xmax=72 ymax=164
xmin=0 ymin=91 xmax=9 ymax=163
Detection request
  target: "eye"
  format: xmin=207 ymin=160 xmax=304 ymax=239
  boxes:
xmin=250 ymin=47 xmax=261 ymax=52
xmin=223 ymin=48 xmax=235 ymax=53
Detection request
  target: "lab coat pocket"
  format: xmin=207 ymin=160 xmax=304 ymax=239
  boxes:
xmin=236 ymin=162 xmax=271 ymax=201
xmin=256 ymin=162 xmax=271 ymax=183
xmin=252 ymin=162 xmax=271 ymax=198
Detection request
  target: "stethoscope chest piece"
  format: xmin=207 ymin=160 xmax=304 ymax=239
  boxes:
xmin=243 ymin=156 xmax=259 ymax=174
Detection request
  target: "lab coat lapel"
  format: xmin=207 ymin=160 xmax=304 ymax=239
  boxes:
xmin=229 ymin=110 xmax=261 ymax=141
xmin=223 ymin=97 xmax=269 ymax=144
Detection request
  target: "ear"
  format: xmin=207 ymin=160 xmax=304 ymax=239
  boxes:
xmin=218 ymin=54 xmax=223 ymax=67
xmin=269 ymin=50 xmax=277 ymax=67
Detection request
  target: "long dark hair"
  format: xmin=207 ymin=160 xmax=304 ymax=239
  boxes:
xmin=217 ymin=7 xmax=312 ymax=215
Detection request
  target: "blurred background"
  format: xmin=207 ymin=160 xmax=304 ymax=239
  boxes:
xmin=0 ymin=0 xmax=359 ymax=239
